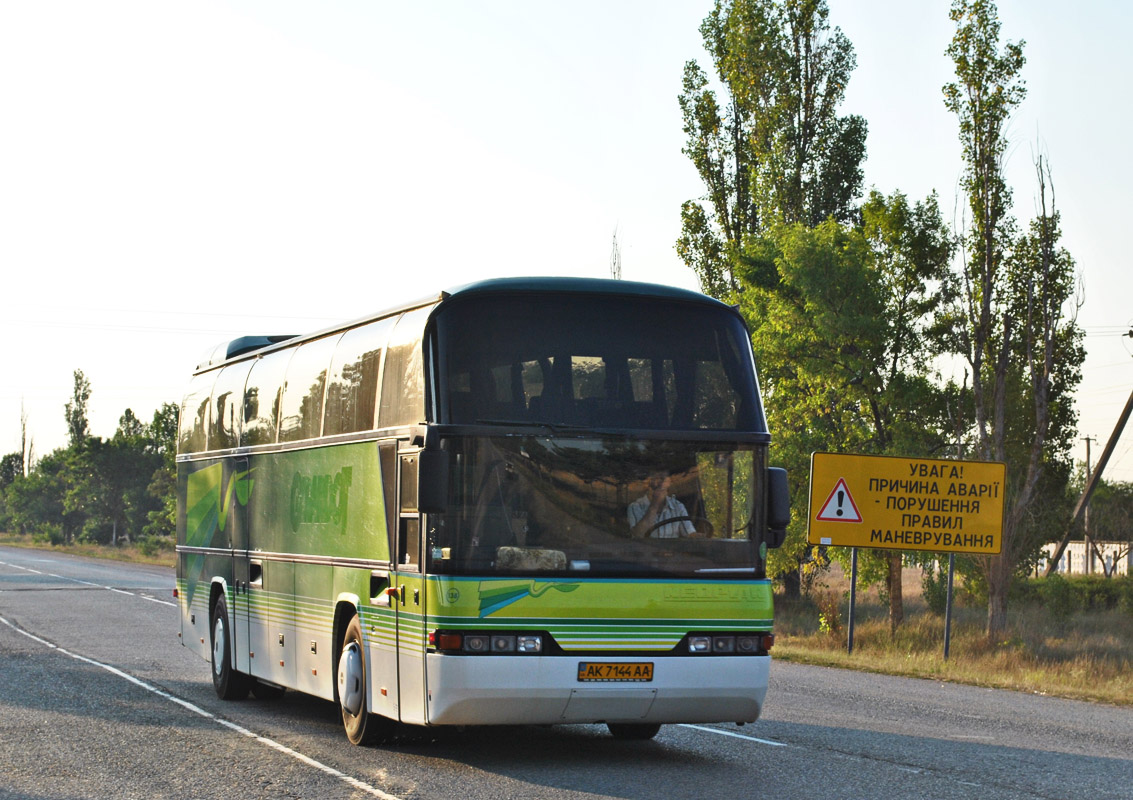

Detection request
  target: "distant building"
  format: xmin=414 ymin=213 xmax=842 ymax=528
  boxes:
xmin=1038 ymin=541 xmax=1132 ymax=577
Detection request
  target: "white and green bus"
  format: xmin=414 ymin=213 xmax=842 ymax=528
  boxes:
xmin=176 ymin=277 xmax=789 ymax=743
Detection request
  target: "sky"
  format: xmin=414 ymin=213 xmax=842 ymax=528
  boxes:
xmin=2 ymin=0 xmax=1131 ymax=482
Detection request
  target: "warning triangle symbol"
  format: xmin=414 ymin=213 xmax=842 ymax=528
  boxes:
xmin=816 ymin=478 xmax=862 ymax=523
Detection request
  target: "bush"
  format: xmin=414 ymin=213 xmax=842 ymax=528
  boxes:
xmin=1079 ymin=576 xmax=1120 ymax=611
xmin=1039 ymin=573 xmax=1077 ymax=619
xmin=814 ymin=590 xmax=843 ymax=635
xmin=1119 ymin=580 xmax=1133 ymax=615
xmin=921 ymin=564 xmax=949 ymax=615
xmin=1017 ymin=574 xmax=1133 ymax=617
xmin=137 ymin=536 xmax=173 ymax=558
xmin=31 ymin=525 xmax=65 ymax=546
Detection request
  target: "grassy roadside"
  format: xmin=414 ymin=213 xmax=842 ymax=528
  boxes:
xmin=774 ymin=579 xmax=1133 ymax=706
xmin=0 ymin=532 xmax=175 ymax=569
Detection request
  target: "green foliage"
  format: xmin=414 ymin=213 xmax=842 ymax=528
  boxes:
xmin=64 ymin=369 xmax=92 ymax=448
xmin=814 ymin=588 xmax=843 ymax=635
xmin=137 ymin=535 xmax=174 ymax=558
xmin=939 ymin=1 xmax=1084 ymax=640
xmin=1041 ymin=574 xmax=1076 ymax=619
xmin=744 ymin=200 xmax=953 ymax=595
xmin=1010 ymin=575 xmax=1133 ymax=618
xmin=920 ymin=563 xmax=949 ymax=616
xmin=943 ymin=0 xmax=1025 ymax=251
xmin=677 ymin=0 xmax=866 ymax=295
xmin=2 ymin=375 xmax=178 ymax=546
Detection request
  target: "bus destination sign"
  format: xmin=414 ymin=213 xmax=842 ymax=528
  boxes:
xmin=807 ymin=452 xmax=1005 ymax=554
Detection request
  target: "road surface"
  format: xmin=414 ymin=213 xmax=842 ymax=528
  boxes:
xmin=1 ymin=545 xmax=1130 ymax=799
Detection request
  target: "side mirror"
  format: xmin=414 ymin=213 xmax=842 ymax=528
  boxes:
xmin=417 ymin=449 xmax=449 ymax=515
xmin=766 ymin=467 xmax=789 ymax=548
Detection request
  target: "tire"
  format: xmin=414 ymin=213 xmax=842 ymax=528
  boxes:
xmin=337 ymin=614 xmax=391 ymax=745
xmin=607 ymin=723 xmax=662 ymax=740
xmin=211 ymin=594 xmax=250 ymax=700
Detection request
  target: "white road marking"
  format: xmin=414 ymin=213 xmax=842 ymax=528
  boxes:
xmin=0 ymin=560 xmax=176 ymax=607
xmin=680 ymin=724 xmax=789 ymax=747
xmin=0 ymin=614 xmax=401 ymax=800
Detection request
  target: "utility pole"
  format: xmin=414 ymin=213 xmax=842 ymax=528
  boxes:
xmin=1082 ymin=435 xmax=1097 ymax=574
xmin=1045 ymin=387 xmax=1133 ymax=576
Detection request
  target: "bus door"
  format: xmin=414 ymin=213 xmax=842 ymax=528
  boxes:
xmin=393 ymin=447 xmax=427 ymax=725
xmin=231 ymin=456 xmax=252 ymax=676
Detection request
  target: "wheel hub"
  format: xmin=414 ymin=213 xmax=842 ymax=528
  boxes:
xmin=337 ymin=642 xmax=364 ymax=715
xmin=212 ymin=617 xmax=226 ymax=676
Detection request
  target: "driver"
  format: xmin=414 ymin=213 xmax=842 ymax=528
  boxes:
xmin=628 ymin=471 xmax=696 ymax=538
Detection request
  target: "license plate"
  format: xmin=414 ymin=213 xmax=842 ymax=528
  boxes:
xmin=577 ymin=662 xmax=654 ymax=682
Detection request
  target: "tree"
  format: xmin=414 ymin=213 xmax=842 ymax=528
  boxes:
xmin=5 ymin=449 xmax=80 ymax=543
xmin=64 ymin=369 xmax=92 ymax=448
xmin=677 ymin=0 xmax=867 ymax=297
xmin=144 ymin=402 xmax=180 ymax=539
xmin=20 ymin=400 xmax=33 ymax=477
xmin=738 ymin=192 xmax=953 ymax=625
xmin=942 ymin=0 xmax=1083 ymax=639
xmin=0 ymin=452 xmax=22 ymax=532
xmin=64 ymin=408 xmax=169 ymax=545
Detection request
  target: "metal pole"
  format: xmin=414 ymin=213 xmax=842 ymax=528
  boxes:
xmin=847 ymin=547 xmax=858 ymax=655
xmin=943 ymin=554 xmax=955 ymax=661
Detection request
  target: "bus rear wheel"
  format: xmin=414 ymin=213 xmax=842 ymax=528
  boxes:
xmin=211 ymin=594 xmax=250 ymax=700
xmin=607 ymin=723 xmax=661 ymax=740
xmin=337 ymin=614 xmax=391 ymax=745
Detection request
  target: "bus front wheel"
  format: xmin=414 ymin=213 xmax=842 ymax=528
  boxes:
xmin=607 ymin=723 xmax=661 ymax=740
xmin=211 ymin=594 xmax=250 ymax=700
xmin=337 ymin=614 xmax=391 ymax=745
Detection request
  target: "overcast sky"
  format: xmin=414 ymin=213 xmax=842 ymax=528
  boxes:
xmin=2 ymin=0 xmax=1131 ymax=481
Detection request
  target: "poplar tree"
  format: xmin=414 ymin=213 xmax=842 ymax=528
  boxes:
xmin=942 ymin=0 xmax=1083 ymax=639
xmin=677 ymin=0 xmax=866 ymax=297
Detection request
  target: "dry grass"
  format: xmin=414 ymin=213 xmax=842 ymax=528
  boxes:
xmin=775 ymin=569 xmax=1133 ymax=706
xmin=0 ymin=532 xmax=175 ymax=568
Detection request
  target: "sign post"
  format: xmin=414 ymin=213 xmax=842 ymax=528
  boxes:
xmin=943 ymin=553 xmax=956 ymax=660
xmin=847 ymin=547 xmax=858 ymax=654
xmin=807 ymin=453 xmax=1006 ymax=656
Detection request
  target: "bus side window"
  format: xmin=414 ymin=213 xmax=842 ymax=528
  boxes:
xmin=210 ymin=363 xmax=252 ymax=450
xmin=324 ymin=317 xmax=394 ymax=436
xmin=178 ymin=372 xmax=215 ymax=454
xmin=242 ymin=349 xmax=292 ymax=446
xmin=278 ymin=334 xmax=342 ymax=442
xmin=380 ymin=306 xmax=432 ymax=428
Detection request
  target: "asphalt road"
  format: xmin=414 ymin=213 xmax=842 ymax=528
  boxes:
xmin=1 ymin=545 xmax=1130 ymax=800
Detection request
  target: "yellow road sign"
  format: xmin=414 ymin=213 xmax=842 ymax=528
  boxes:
xmin=807 ymin=452 xmax=1005 ymax=554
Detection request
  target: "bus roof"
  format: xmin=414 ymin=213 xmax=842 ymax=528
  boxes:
xmin=193 ymin=277 xmax=729 ymax=374
xmin=442 ymin=276 xmax=726 ymax=308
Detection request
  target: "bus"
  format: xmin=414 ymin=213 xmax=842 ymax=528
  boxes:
xmin=176 ymin=277 xmax=789 ymax=744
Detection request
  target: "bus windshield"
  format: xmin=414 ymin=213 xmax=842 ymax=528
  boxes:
xmin=435 ymin=294 xmax=765 ymax=432
xmin=429 ymin=435 xmax=766 ymax=578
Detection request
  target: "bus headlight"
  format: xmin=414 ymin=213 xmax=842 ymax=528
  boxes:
xmin=688 ymin=633 xmax=769 ymax=654
xmin=516 ymin=635 xmax=543 ymax=653
xmin=689 ymin=636 xmax=712 ymax=653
